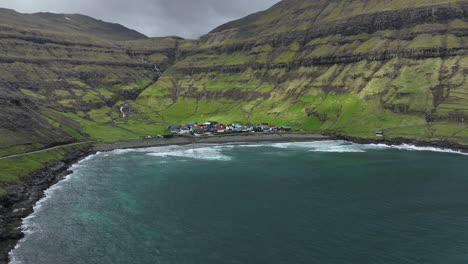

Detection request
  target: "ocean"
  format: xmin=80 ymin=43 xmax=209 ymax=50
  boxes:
xmin=9 ymin=140 xmax=468 ymax=264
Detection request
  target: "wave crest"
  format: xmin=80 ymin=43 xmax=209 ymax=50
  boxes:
xmin=369 ymin=143 xmax=468 ymax=156
xmin=147 ymin=146 xmax=231 ymax=161
xmin=242 ymin=140 xmax=467 ymax=155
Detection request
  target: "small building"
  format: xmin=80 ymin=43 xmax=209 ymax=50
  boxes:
xmin=253 ymin=126 xmax=263 ymax=132
xmin=215 ymin=126 xmax=225 ymax=133
xmin=375 ymin=130 xmax=384 ymax=137
xmin=242 ymin=125 xmax=254 ymax=132
xmin=178 ymin=126 xmax=191 ymax=135
xmin=169 ymin=126 xmax=181 ymax=133
xmin=193 ymin=129 xmax=205 ymax=136
xmin=234 ymin=126 xmax=244 ymax=132
xmin=280 ymin=126 xmax=292 ymax=132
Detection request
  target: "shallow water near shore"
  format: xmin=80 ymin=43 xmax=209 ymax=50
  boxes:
xmin=10 ymin=140 xmax=468 ymax=264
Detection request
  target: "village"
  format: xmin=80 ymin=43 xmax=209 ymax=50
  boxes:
xmin=167 ymin=121 xmax=292 ymax=136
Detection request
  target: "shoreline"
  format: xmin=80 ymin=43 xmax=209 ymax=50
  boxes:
xmin=0 ymin=133 xmax=328 ymax=263
xmin=93 ymin=133 xmax=331 ymax=152
xmin=1 ymin=132 xmax=467 ymax=263
xmin=0 ymin=147 xmax=92 ymax=264
xmin=335 ymin=135 xmax=468 ymax=152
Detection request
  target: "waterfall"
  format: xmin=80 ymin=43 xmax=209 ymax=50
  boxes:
xmin=120 ymin=106 xmax=126 ymax=118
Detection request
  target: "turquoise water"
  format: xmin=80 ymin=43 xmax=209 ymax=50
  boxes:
xmin=10 ymin=140 xmax=468 ymax=264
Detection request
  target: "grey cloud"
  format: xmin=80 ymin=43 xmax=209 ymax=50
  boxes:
xmin=1 ymin=0 xmax=280 ymax=38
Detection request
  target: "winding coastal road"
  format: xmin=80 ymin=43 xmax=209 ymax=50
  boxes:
xmin=0 ymin=134 xmax=331 ymax=160
xmin=0 ymin=141 xmax=98 ymax=160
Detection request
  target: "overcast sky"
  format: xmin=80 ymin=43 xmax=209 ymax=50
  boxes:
xmin=1 ymin=0 xmax=280 ymax=38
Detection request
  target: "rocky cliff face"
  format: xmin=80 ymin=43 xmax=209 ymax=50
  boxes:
xmin=137 ymin=0 xmax=468 ymax=145
xmin=0 ymin=9 xmax=183 ymax=156
xmin=2 ymin=1 xmax=468 ymax=261
xmin=2 ymin=0 xmax=468 ymax=157
xmin=0 ymin=8 xmax=147 ymax=41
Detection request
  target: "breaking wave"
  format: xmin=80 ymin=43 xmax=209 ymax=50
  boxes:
xmin=147 ymin=146 xmax=231 ymax=161
xmin=9 ymin=152 xmax=100 ymax=264
xmin=265 ymin=140 xmax=374 ymax=152
xmin=9 ymin=139 xmax=467 ymax=263
xmin=272 ymin=141 xmax=363 ymax=152
xmin=230 ymin=140 xmax=467 ymax=155
xmin=369 ymin=143 xmax=468 ymax=156
xmin=271 ymin=140 xmax=468 ymax=155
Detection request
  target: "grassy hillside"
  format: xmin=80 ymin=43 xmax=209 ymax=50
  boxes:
xmin=138 ymin=0 xmax=468 ymax=145
xmin=2 ymin=0 xmax=468 ymax=190
xmin=0 ymin=9 xmax=182 ymax=159
xmin=2 ymin=1 xmax=468 ymax=261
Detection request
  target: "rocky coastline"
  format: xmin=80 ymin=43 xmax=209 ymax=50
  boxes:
xmin=93 ymin=133 xmax=330 ymax=152
xmin=0 ymin=147 xmax=93 ymax=264
xmin=0 ymin=133 xmax=327 ymax=263
xmin=334 ymin=135 xmax=468 ymax=152
xmin=1 ymin=133 xmax=467 ymax=263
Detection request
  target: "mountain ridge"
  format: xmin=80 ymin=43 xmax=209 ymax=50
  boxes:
xmin=0 ymin=8 xmax=148 ymax=41
xmin=3 ymin=0 xmax=468 ymax=152
xmin=3 ymin=1 xmax=468 ymax=259
xmin=2 ymin=0 xmax=468 ymax=192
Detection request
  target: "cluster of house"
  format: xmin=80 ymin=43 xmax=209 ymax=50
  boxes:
xmin=168 ymin=121 xmax=292 ymax=136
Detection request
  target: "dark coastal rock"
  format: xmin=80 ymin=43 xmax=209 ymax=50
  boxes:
xmin=1 ymin=133 xmax=467 ymax=263
xmin=2 ymin=0 xmax=468 ymax=260
xmin=0 ymin=148 xmax=93 ymax=263
xmin=333 ymin=135 xmax=468 ymax=152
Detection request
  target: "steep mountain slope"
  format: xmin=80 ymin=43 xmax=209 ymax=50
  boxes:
xmin=3 ymin=0 xmax=468 ymax=162
xmin=137 ymin=0 xmax=468 ymax=145
xmin=0 ymin=8 xmax=146 ymax=41
xmin=0 ymin=9 xmax=182 ymax=158
xmin=3 ymin=1 xmax=468 ymax=261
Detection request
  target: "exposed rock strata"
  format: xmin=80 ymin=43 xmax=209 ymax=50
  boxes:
xmin=0 ymin=147 xmax=92 ymax=263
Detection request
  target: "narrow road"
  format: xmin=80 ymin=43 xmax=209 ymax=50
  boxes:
xmin=0 ymin=141 xmax=98 ymax=160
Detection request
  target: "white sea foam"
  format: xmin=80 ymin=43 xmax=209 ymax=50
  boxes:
xmin=368 ymin=143 xmax=468 ymax=156
xmin=239 ymin=144 xmax=268 ymax=148
xmin=110 ymin=145 xmax=185 ymax=155
xmin=9 ymin=254 xmax=22 ymax=264
xmin=70 ymin=152 xmax=101 ymax=170
xmin=103 ymin=141 xmax=468 ymax=159
xmin=244 ymin=140 xmax=468 ymax=155
xmin=312 ymin=146 xmax=366 ymax=153
xmin=112 ymin=148 xmax=138 ymax=155
xmin=147 ymin=146 xmax=231 ymax=161
xmin=270 ymin=140 xmax=344 ymax=149
xmin=9 ymin=179 xmax=70 ymax=263
xmin=265 ymin=140 xmax=363 ymax=152
xmin=304 ymin=141 xmax=368 ymax=153
xmin=9 ymin=153 xmax=99 ymax=263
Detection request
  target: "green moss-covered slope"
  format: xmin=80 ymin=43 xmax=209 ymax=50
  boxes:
xmin=138 ymin=0 xmax=468 ymax=145
xmin=3 ymin=0 xmax=468 ymax=160
xmin=0 ymin=9 xmax=185 ymax=158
